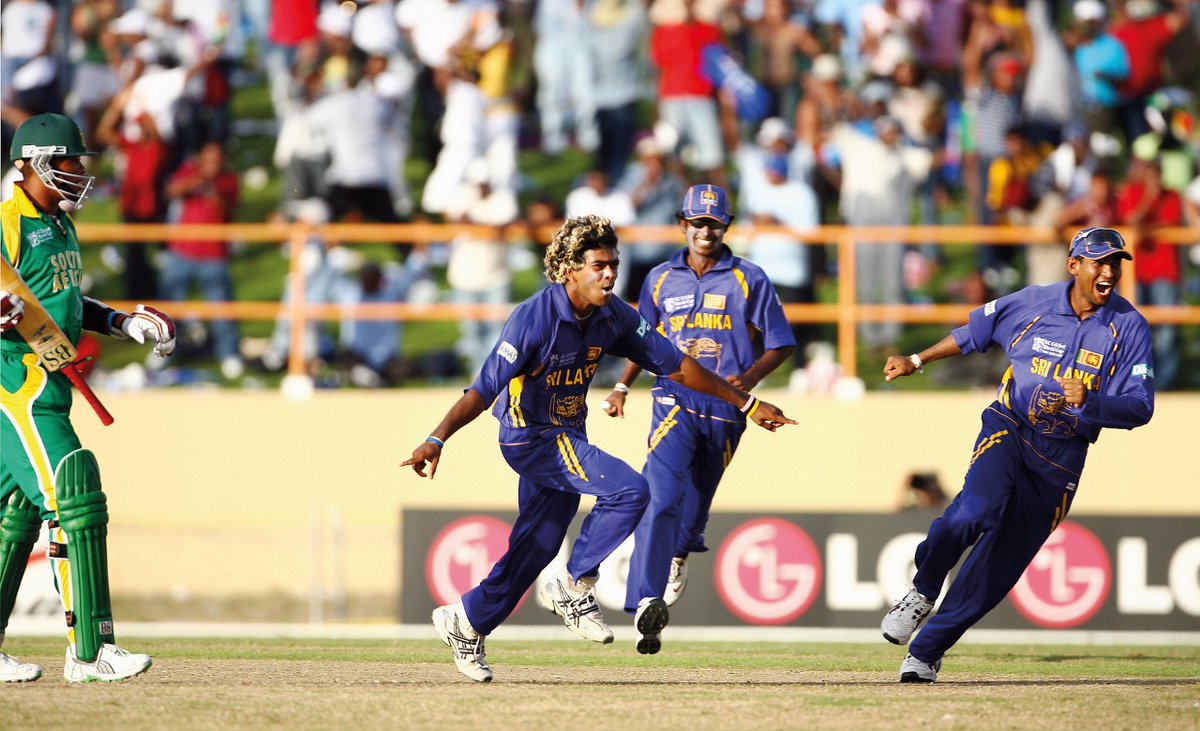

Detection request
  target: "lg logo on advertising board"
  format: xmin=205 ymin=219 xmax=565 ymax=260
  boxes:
xmin=1010 ymin=521 xmax=1111 ymax=629
xmin=425 ymin=516 xmax=513 ymax=606
xmin=714 ymin=518 xmax=822 ymax=625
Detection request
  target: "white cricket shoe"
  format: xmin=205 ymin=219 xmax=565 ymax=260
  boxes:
xmin=899 ymin=653 xmax=941 ymax=683
xmin=0 ymin=651 xmax=42 ymax=682
xmin=64 ymin=643 xmax=152 ymax=683
xmin=537 ymin=571 xmax=614 ymax=644
xmin=634 ymin=597 xmax=670 ymax=655
xmin=881 ymin=588 xmax=934 ymax=645
xmin=432 ymin=603 xmax=493 ymax=683
xmin=664 ymin=557 xmax=688 ymax=607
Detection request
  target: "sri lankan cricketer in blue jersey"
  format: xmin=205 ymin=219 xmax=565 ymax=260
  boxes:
xmin=879 ymin=227 xmax=1155 ymax=683
xmin=599 ymin=184 xmax=796 ymax=655
xmin=403 ymin=215 xmax=795 ymax=683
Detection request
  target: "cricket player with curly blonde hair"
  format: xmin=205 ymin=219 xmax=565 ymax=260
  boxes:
xmin=403 ymin=215 xmax=794 ymax=682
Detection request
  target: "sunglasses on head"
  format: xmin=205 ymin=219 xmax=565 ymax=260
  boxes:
xmin=1077 ymin=228 xmax=1126 ymax=256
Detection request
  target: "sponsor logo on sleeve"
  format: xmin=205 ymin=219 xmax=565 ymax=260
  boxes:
xmin=702 ymin=293 xmax=727 ymax=310
xmin=984 ymin=300 xmax=997 ymax=317
xmin=636 ymin=317 xmax=650 ymax=338
xmin=1131 ymin=363 xmax=1154 ymax=380
xmin=497 ymin=341 xmax=519 ymax=364
xmin=1075 ymin=349 xmax=1103 ymax=369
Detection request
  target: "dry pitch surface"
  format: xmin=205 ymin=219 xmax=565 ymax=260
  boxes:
xmin=4 ymin=637 xmax=1197 ymax=730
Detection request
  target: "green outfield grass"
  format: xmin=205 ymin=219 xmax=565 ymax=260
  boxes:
xmin=5 ymin=637 xmax=1197 ymax=730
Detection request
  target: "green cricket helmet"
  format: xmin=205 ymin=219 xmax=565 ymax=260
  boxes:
xmin=10 ymin=113 xmax=98 ymax=210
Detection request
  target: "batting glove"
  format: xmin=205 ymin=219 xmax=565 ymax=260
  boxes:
xmin=0 ymin=290 xmax=24 ymax=333
xmin=117 ymin=304 xmax=177 ymax=357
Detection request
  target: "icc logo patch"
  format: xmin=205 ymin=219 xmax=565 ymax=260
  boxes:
xmin=1075 ymin=349 xmax=1103 ymax=369
xmin=702 ymin=293 xmax=726 ymax=310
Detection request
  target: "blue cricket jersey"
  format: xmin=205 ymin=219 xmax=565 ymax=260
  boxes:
xmin=952 ymin=281 xmax=1154 ymax=444
xmin=639 ymin=246 xmax=795 ymax=412
xmin=470 ymin=284 xmax=684 ymax=445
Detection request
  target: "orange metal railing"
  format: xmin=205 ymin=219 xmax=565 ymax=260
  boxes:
xmin=76 ymin=223 xmax=1200 ymax=379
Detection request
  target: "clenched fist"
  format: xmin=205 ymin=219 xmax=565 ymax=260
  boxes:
xmin=117 ymin=305 xmax=177 ymax=356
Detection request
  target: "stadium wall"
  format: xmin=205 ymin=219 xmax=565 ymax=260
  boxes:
xmin=64 ymin=390 xmax=1197 ymax=598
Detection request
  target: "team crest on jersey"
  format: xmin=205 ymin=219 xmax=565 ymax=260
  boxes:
xmin=26 ymin=228 xmax=53 ymax=248
xmin=1075 ymin=349 xmax=1103 ymax=369
xmin=497 ymin=341 xmax=519 ymax=364
xmin=663 ymin=294 xmax=694 ymax=313
xmin=680 ymin=337 xmax=722 ymax=370
xmin=552 ymin=393 xmax=586 ymax=420
xmin=1027 ymin=384 xmax=1079 ymax=437
xmin=586 ymin=347 xmax=602 ymax=361
xmin=702 ymin=293 xmax=727 ymax=310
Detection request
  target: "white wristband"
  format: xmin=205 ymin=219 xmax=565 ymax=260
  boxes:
xmin=909 ymin=353 xmax=924 ymax=373
xmin=612 ymin=383 xmax=630 ymax=394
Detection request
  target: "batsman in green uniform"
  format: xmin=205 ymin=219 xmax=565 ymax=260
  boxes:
xmin=0 ymin=114 xmax=177 ymax=683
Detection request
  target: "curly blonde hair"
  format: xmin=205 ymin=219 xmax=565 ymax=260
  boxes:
xmin=543 ymin=214 xmax=619 ymax=284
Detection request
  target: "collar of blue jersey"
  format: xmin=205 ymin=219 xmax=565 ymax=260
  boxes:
xmin=668 ymin=243 xmax=735 ymax=271
xmin=550 ymin=282 xmax=618 ymax=324
xmin=1058 ymin=279 xmax=1117 ymax=325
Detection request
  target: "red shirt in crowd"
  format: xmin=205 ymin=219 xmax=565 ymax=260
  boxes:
xmin=167 ymin=162 xmax=240 ymax=261
xmin=268 ymin=0 xmax=319 ymax=47
xmin=1111 ymin=15 xmax=1176 ymax=98
xmin=650 ymin=20 xmax=722 ymax=98
xmin=119 ymin=135 xmax=168 ymax=222
xmin=1116 ymin=182 xmax=1183 ymax=284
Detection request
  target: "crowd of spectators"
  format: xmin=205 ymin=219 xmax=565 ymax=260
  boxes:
xmin=1 ymin=0 xmax=1197 ymax=389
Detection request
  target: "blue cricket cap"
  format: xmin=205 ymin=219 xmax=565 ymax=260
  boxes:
xmin=1069 ymin=227 xmax=1132 ymax=261
xmin=679 ymin=184 xmax=732 ymax=225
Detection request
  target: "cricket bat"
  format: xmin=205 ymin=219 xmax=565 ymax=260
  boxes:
xmin=1 ymin=257 xmax=114 ymax=426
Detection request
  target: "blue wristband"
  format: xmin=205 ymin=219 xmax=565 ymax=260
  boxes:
xmin=425 ymin=436 xmax=445 ymax=448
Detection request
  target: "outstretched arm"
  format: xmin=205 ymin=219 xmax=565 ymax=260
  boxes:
xmin=401 ymin=389 xmax=489 ymax=478
xmin=668 ymin=355 xmax=796 ymax=431
xmin=883 ymin=334 xmax=963 ymax=382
